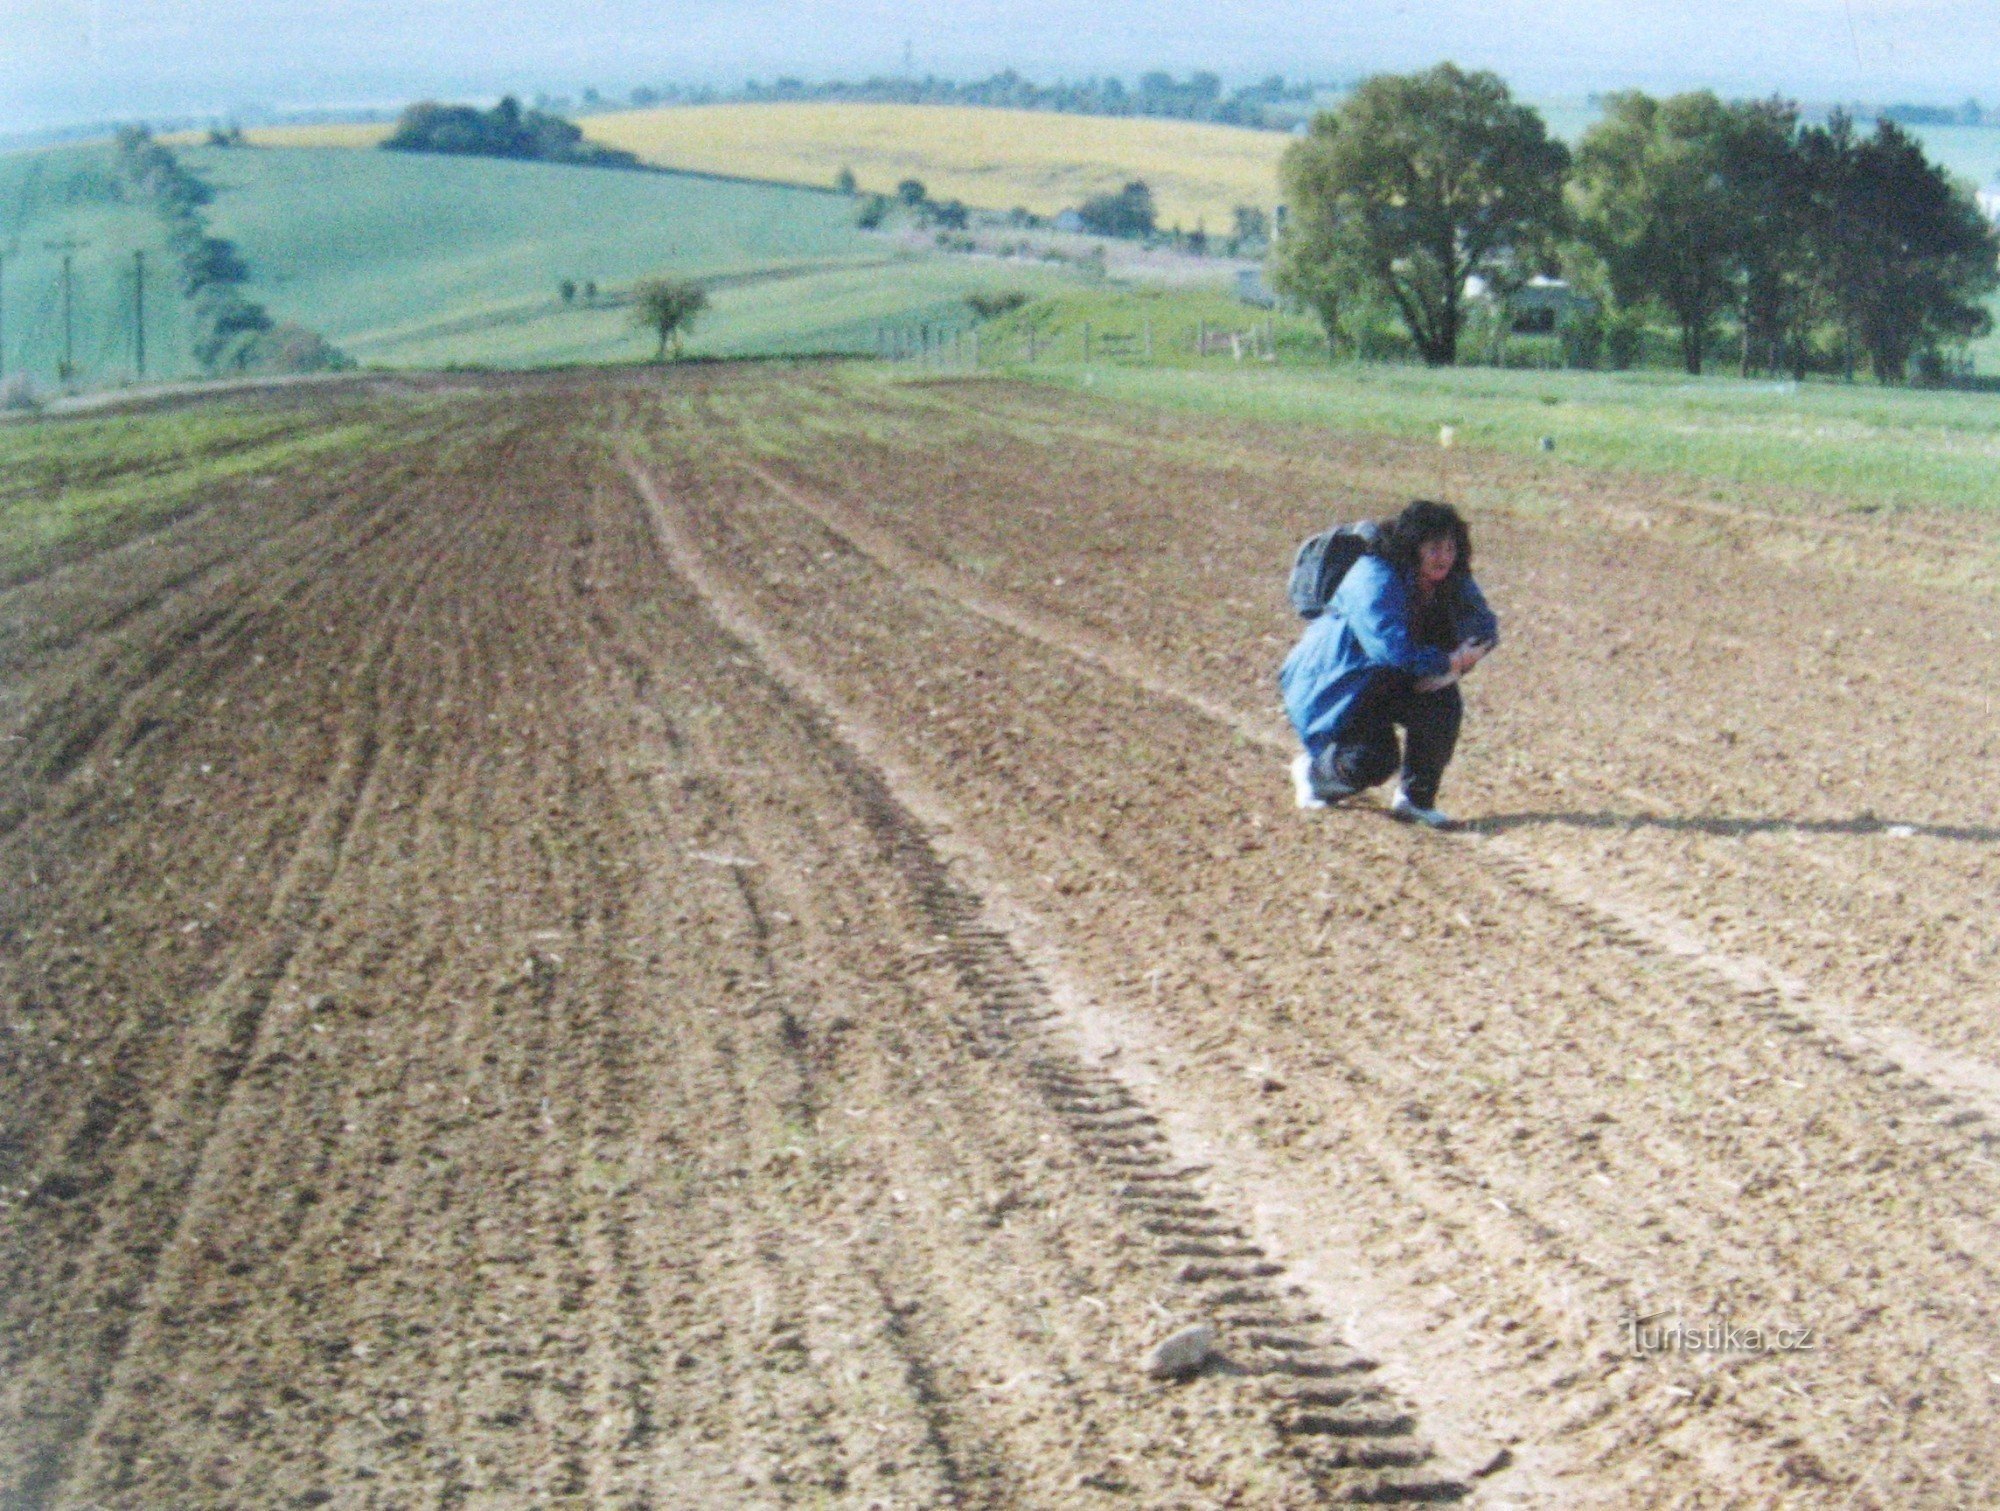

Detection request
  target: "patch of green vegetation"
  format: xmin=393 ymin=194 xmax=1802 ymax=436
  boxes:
xmin=700 ymin=257 xmax=1084 ymax=357
xmin=129 ymin=146 xmax=1096 ymax=367
xmin=980 ymin=284 xmax=1325 ymax=367
xmin=1025 ymin=358 xmax=2000 ymax=512
xmin=961 ymin=286 xmax=2000 ymax=513
xmin=0 ymin=146 xmax=204 ymax=388
xmin=170 ymin=146 xmax=1096 ymax=367
xmin=0 ymin=404 xmax=377 ymax=582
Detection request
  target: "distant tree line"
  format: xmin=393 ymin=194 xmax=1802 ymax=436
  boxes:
xmin=114 ymin=127 xmax=350 ymax=374
xmin=383 ymin=97 xmax=639 ymax=168
xmin=1275 ymin=66 xmax=2000 ymax=383
xmin=626 ymin=70 xmax=1324 ymax=131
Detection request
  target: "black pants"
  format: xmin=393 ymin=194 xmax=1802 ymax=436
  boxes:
xmin=1311 ymin=670 xmax=1463 ymax=809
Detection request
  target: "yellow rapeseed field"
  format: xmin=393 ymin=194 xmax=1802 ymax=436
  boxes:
xmin=582 ymin=104 xmax=1288 ymax=229
xmin=238 ymin=104 xmax=1290 ymax=229
xmin=239 ymin=122 xmax=393 ymax=148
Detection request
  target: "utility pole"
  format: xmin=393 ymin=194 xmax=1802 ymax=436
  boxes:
xmin=132 ymin=250 xmax=146 ymax=380
xmin=44 ymin=236 xmax=86 ymax=387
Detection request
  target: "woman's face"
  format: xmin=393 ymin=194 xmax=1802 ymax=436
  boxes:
xmin=1417 ymin=533 xmax=1458 ymax=587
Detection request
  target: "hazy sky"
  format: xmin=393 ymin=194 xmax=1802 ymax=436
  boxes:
xmin=6 ymin=0 xmax=1998 ymax=133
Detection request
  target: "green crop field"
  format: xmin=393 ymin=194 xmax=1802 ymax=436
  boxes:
xmin=0 ymin=146 xmax=205 ymax=387
xmin=1 ymin=142 xmax=1094 ymax=384
xmin=184 ymin=145 xmax=1041 ymax=367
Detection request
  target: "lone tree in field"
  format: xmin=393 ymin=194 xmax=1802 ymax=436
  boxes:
xmin=631 ymin=278 xmax=708 ymax=360
xmin=1276 ymin=64 xmax=1569 ymax=365
xmin=1076 ymin=181 xmax=1156 ymax=238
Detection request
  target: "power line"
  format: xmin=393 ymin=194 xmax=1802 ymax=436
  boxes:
xmin=132 ymin=249 xmax=145 ymax=379
xmin=43 ymin=235 xmax=87 ymax=386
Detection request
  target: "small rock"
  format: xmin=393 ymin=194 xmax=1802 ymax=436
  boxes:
xmin=1144 ymin=1322 xmax=1216 ymax=1379
xmin=1438 ymin=425 xmax=1456 ymax=448
xmin=1472 ymin=1446 xmax=1514 ymax=1478
xmin=1538 ymin=435 xmax=1555 ymax=452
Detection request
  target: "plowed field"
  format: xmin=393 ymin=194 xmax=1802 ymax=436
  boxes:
xmin=4 ymin=366 xmax=1998 ymax=1509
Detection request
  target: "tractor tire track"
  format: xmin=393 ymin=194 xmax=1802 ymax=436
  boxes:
xmin=626 ymin=451 xmax=1476 ymax=1504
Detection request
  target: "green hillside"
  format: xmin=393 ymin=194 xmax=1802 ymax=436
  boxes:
xmin=1 ymin=146 xmax=203 ymax=387
xmin=187 ymin=145 xmax=1091 ymax=366
xmin=2 ymin=143 xmax=1089 ymax=384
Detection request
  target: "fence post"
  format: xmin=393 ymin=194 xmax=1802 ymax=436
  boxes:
xmin=1144 ymin=319 xmax=1153 ymax=361
xmin=971 ymin=328 xmax=979 ymax=369
xmin=1197 ymin=319 xmax=1206 ymax=356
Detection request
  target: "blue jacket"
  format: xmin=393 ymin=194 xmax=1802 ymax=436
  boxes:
xmin=1279 ymin=554 xmax=1499 ymax=758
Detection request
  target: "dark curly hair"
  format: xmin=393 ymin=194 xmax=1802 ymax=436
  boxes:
xmin=1372 ymin=499 xmax=1472 ymax=588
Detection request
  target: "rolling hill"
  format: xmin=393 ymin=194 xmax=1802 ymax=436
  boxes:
xmin=1 ymin=145 xmax=204 ymax=386
xmin=2 ymin=142 xmax=1085 ymax=385
xmin=235 ymin=104 xmax=1288 ymax=230
xmin=581 ymin=103 xmax=1287 ymax=230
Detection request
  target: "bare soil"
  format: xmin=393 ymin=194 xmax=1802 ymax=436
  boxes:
xmin=3 ymin=365 xmax=1997 ymax=1508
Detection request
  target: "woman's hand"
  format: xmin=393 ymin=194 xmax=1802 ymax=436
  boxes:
xmin=1449 ymin=638 xmax=1494 ymax=677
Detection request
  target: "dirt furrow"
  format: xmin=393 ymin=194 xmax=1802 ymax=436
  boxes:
xmin=625 ymin=445 xmax=1475 ymax=1504
xmin=624 ymin=375 xmax=2000 ymax=1504
xmin=715 ymin=432 xmax=2000 ymax=1176
xmin=7 ymin=366 xmax=1994 ymax=1508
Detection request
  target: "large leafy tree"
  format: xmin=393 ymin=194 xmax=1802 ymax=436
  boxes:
xmin=1804 ymin=115 xmax=1999 ymax=382
xmin=1721 ymin=99 xmax=1818 ymax=378
xmin=1275 ymin=64 xmax=1569 ymax=366
xmin=1572 ymin=91 xmax=1749 ymax=375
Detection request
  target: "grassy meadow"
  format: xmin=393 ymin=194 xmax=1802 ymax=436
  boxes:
xmin=3 ymin=142 xmax=1093 ymax=381
xmin=962 ymin=291 xmax=2000 ymax=514
xmin=186 ymin=145 xmax=896 ymax=365
xmin=0 ymin=146 xmax=205 ymax=385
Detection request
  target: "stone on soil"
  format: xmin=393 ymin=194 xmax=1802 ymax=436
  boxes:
xmin=1145 ymin=1322 xmax=1216 ymax=1379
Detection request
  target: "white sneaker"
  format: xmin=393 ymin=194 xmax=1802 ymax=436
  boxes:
xmin=1291 ymin=754 xmax=1327 ymax=810
xmin=1391 ymin=787 xmax=1454 ymax=829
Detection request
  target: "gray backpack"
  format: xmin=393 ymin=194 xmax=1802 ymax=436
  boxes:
xmin=1287 ymin=519 xmax=1380 ymax=618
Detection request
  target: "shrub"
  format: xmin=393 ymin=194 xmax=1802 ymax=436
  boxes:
xmin=1075 ymin=181 xmax=1155 ymax=238
xmin=965 ymin=291 xmax=1030 ymax=319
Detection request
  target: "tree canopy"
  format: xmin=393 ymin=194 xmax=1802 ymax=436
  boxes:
xmin=1804 ymin=116 xmax=1999 ymax=381
xmin=630 ymin=278 xmax=709 ymax=361
xmin=1572 ymin=92 xmax=1748 ymax=375
xmin=1075 ymin=181 xmax=1156 ymax=239
xmin=1569 ymin=98 xmax=1997 ymax=380
xmin=383 ymin=97 xmax=638 ymax=169
xmin=1275 ymin=64 xmax=1570 ymax=366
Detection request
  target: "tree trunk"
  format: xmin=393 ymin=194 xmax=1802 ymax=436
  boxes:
xmin=1680 ymin=317 xmax=1704 ymax=375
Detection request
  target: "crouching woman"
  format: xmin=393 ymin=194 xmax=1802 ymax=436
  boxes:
xmin=1280 ymin=500 xmax=1498 ymax=828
